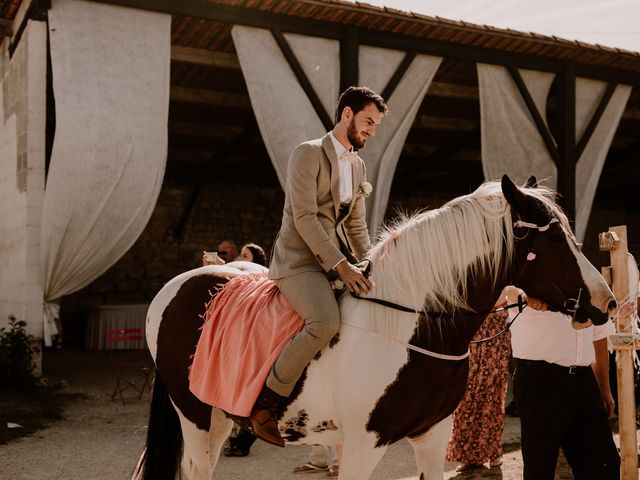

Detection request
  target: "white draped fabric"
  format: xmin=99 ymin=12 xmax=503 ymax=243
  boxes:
xmin=231 ymin=27 xmax=330 ymax=189
xmin=232 ymin=25 xmax=441 ymax=233
xmin=478 ymin=64 xmax=556 ymax=186
xmin=478 ymin=63 xmax=630 ymax=241
xmin=41 ymin=0 xmax=170 ymax=342
xmin=574 ymin=79 xmax=631 ymax=240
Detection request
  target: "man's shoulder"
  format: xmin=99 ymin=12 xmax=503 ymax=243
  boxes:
xmin=297 ymin=137 xmax=325 ymax=150
xmin=291 ymin=136 xmax=328 ymax=159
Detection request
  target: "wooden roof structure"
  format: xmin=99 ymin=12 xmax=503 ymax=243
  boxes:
xmin=2 ymin=0 xmax=639 ymax=217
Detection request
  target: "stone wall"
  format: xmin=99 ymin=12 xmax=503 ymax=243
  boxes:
xmin=61 ymin=175 xmax=640 ymax=346
xmin=60 ymin=179 xmax=456 ymax=344
xmin=0 ymin=21 xmax=47 ymax=337
xmin=60 ymin=179 xmax=286 ymax=343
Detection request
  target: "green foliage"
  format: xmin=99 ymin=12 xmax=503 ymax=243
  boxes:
xmin=0 ymin=315 xmax=40 ymax=389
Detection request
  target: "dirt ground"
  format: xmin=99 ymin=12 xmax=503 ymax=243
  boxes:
xmin=0 ymin=349 xmax=630 ymax=480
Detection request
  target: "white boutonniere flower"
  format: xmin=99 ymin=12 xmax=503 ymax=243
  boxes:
xmin=358 ymin=182 xmax=373 ymax=198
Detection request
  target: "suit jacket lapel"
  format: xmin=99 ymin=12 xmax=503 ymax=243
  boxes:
xmin=322 ymin=134 xmax=341 ymax=218
xmin=349 ymin=155 xmax=362 ymax=210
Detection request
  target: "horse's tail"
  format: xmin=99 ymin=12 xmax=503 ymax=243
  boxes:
xmin=134 ymin=374 xmax=183 ymax=480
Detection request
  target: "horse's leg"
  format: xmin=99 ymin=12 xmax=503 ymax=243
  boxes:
xmin=177 ymin=411 xmax=225 ymax=480
xmin=208 ymin=408 xmax=234 ymax=468
xmin=338 ymin=431 xmax=387 ymax=480
xmin=407 ymin=415 xmax=452 ymax=480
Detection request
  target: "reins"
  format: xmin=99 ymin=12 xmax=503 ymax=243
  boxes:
xmin=350 ymin=292 xmax=422 ymax=314
xmin=470 ymin=298 xmax=527 ymax=344
xmin=346 ymin=292 xmax=529 ymax=360
xmin=343 ymin=215 xmax=572 ymax=360
xmin=340 ymin=319 xmax=472 ymax=361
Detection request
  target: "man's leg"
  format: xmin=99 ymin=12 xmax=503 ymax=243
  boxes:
xmin=561 ymin=371 xmax=620 ymax=480
xmin=267 ymin=271 xmax=340 ymax=396
xmin=514 ymin=362 xmax=568 ymax=480
xmin=244 ymin=271 xmax=339 ymax=447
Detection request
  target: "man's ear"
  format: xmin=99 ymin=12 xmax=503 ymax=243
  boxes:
xmin=341 ymin=106 xmax=352 ymax=122
xmin=525 ymin=176 xmax=538 ymax=188
xmin=502 ymin=174 xmax=526 ymax=213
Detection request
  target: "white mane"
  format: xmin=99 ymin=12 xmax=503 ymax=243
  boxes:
xmin=370 ymin=181 xmax=514 ymax=313
xmin=342 ymin=180 xmax=567 ymax=338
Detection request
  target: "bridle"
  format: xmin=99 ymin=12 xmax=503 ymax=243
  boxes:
xmin=512 ymin=216 xmax=584 ymax=322
xmin=346 ymin=214 xmax=587 ymax=358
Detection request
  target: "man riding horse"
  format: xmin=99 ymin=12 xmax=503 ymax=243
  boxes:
xmin=235 ymin=86 xmax=388 ymax=446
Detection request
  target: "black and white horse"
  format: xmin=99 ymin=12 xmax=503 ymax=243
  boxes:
xmin=136 ymin=176 xmax=615 ymax=479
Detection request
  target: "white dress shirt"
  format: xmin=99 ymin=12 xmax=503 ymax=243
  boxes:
xmin=329 ymin=132 xmax=353 ymax=204
xmin=509 ymin=307 xmax=615 ymax=367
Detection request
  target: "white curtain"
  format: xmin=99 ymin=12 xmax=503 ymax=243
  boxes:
xmin=359 ymin=46 xmax=441 ymax=231
xmin=42 ymin=0 xmax=170 ymax=343
xmin=478 ymin=64 xmax=556 ymax=186
xmin=232 ymin=25 xmax=441 ymax=233
xmin=478 ymin=63 xmax=630 ymax=241
xmin=574 ymin=79 xmax=631 ymax=240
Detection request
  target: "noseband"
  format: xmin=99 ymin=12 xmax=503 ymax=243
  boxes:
xmin=513 ymin=217 xmax=584 ymax=321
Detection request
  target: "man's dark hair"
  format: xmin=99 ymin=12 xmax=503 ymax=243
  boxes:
xmin=335 ymin=86 xmax=388 ymax=124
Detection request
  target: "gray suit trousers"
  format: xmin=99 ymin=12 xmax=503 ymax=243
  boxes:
xmin=267 ymin=271 xmax=340 ymax=397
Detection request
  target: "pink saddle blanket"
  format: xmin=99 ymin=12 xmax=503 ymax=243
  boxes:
xmin=189 ymin=273 xmax=304 ymax=416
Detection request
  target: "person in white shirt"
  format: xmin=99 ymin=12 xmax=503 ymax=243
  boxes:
xmin=507 ymin=287 xmax=620 ymax=480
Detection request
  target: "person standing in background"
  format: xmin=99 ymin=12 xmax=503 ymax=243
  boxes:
xmin=446 ymin=294 xmax=511 ymax=471
xmin=507 ymin=287 xmax=619 ymax=480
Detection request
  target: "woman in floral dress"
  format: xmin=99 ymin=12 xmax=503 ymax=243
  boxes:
xmin=446 ymin=299 xmax=511 ymax=471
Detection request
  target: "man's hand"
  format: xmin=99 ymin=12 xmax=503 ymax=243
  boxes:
xmin=335 ymin=260 xmax=372 ymax=295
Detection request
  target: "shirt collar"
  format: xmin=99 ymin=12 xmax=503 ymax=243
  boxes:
xmin=329 ymin=131 xmax=351 ymax=160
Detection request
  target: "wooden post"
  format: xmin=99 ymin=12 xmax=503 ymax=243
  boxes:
xmin=599 ymin=225 xmax=637 ymax=478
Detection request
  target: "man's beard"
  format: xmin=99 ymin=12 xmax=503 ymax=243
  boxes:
xmin=346 ymin=118 xmax=365 ymax=150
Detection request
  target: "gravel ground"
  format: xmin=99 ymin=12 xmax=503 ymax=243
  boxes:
xmin=0 ymin=349 xmax=631 ymax=479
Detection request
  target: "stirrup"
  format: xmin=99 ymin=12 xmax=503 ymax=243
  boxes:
xmin=225 ymin=412 xmax=255 ymax=436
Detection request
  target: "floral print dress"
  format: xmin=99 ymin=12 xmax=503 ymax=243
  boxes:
xmin=446 ymin=309 xmax=511 ymax=465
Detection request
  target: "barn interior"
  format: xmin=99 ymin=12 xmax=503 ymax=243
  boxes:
xmin=1 ymin=0 xmax=639 ymax=347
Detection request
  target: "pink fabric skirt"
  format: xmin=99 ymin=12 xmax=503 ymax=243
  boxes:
xmin=189 ymin=273 xmax=304 ymax=416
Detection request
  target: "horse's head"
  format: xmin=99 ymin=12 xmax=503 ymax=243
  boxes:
xmin=502 ymin=175 xmax=616 ymax=328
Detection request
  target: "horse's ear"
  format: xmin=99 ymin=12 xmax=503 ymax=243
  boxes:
xmin=501 ymin=174 xmax=526 ymax=211
xmin=525 ymin=176 xmax=538 ymax=188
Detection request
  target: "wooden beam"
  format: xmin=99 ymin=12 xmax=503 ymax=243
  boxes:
xmin=400 ymin=144 xmax=480 ymax=162
xmin=557 ymin=62 xmax=577 ymax=221
xmin=0 ymin=19 xmax=12 ymax=38
xmin=85 ymin=0 xmax=640 ymax=86
xmin=8 ymin=0 xmax=46 ymax=57
xmin=508 ymin=66 xmax=560 ymax=166
xmin=401 ymin=128 xmax=480 ymax=183
xmin=401 ymin=144 xmax=438 ymax=157
xmin=169 ymin=121 xmax=243 ymax=139
xmin=428 ymin=82 xmax=478 ymax=100
xmin=382 ymin=51 xmax=416 ymax=101
xmin=575 ymin=82 xmax=617 ymax=160
xmin=271 ymin=28 xmax=333 ymax=131
xmin=171 ymin=45 xmax=240 ymax=69
xmin=340 ymin=26 xmax=359 ymax=94
xmin=600 ymin=226 xmax=637 ymax=479
xmin=170 ymin=86 xmax=251 ymax=108
xmin=622 ymin=107 xmax=640 ymax=120
xmin=415 ymin=115 xmax=476 ymax=131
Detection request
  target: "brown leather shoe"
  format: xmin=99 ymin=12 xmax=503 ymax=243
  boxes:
xmin=247 ymin=407 xmax=284 ymax=448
